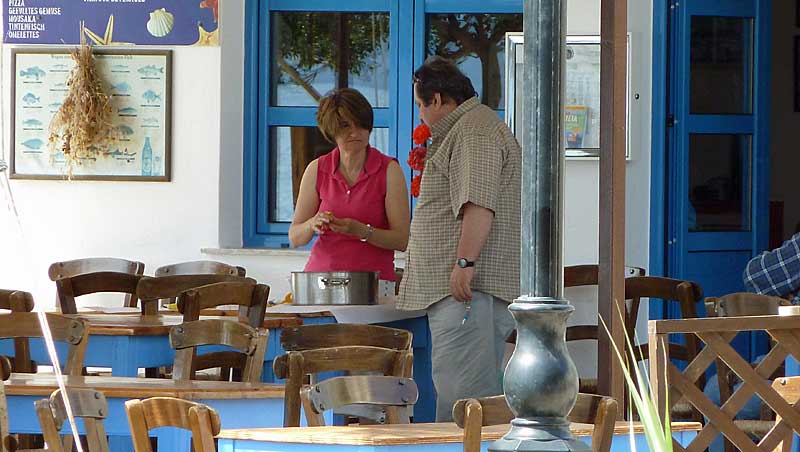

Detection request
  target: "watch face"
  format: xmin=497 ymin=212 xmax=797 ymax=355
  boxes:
xmin=457 ymin=258 xmax=468 ymax=268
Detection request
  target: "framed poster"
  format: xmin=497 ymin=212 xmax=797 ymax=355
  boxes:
xmin=11 ymin=48 xmax=172 ymax=180
xmin=504 ymin=33 xmax=632 ymax=159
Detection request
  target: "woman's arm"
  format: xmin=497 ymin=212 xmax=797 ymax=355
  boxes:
xmin=289 ymin=160 xmax=326 ymax=247
xmin=328 ymin=161 xmax=410 ymax=251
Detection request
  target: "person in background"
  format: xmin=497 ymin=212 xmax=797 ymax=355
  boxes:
xmin=743 ymin=232 xmax=800 ymax=303
xmin=289 ymin=88 xmax=410 ymax=294
xmin=397 ymin=56 xmax=522 ymax=421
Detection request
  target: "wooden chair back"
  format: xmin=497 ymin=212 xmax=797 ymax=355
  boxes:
xmin=0 ymin=356 xmax=16 ymax=452
xmin=136 ymin=274 xmax=253 ymax=315
xmin=155 ymin=260 xmax=246 ymax=277
xmin=300 ymin=376 xmax=418 ymax=426
xmin=125 ymin=397 xmax=220 ymax=452
xmin=35 ymin=388 xmax=109 ymax=452
xmin=624 ymin=276 xmax=703 ymax=362
xmin=49 ymin=258 xmax=144 ymax=308
xmin=0 ymin=313 xmax=88 ymax=376
xmin=274 ymin=346 xmax=414 ymax=427
xmin=0 ymin=289 xmax=36 ymax=373
xmin=280 ymin=324 xmax=412 ymax=352
xmin=452 ymin=393 xmax=618 ymax=452
xmin=55 ymin=271 xmax=143 ymax=314
xmin=176 ymin=281 xmax=270 ymax=329
xmin=170 ymin=319 xmax=268 ymax=382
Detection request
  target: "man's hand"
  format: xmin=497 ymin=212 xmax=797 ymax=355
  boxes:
xmin=450 ymin=265 xmax=475 ymax=302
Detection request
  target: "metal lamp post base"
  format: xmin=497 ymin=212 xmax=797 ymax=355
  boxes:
xmin=489 ymin=297 xmax=590 ymax=452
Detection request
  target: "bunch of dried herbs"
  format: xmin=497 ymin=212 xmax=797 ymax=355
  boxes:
xmin=48 ymin=24 xmax=117 ymax=172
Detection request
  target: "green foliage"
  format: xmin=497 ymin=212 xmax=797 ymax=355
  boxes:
xmin=273 ymin=12 xmax=390 ymax=81
xmin=599 ymin=312 xmax=674 ymax=452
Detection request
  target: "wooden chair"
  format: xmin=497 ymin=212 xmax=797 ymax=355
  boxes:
xmin=176 ymin=280 xmax=270 ymax=328
xmin=55 ymin=271 xmax=143 ymax=315
xmin=300 ymin=375 xmax=418 ymax=426
xmin=169 ymin=319 xmax=268 ymax=382
xmin=48 ymin=258 xmax=144 ymax=308
xmin=0 ymin=356 xmax=17 ymax=452
xmin=135 ymin=274 xmax=253 ymax=316
xmin=35 ymin=388 xmax=109 ymax=452
xmin=452 ymin=393 xmax=618 ymax=452
xmin=125 ymin=397 xmax=220 ymax=452
xmin=0 ymin=289 xmax=36 ymax=373
xmin=154 ymin=260 xmax=245 ymax=277
xmin=274 ymin=346 xmax=414 ymax=427
xmin=506 ymin=265 xmax=645 ymax=393
xmin=705 ymin=292 xmax=788 ymax=452
xmin=280 ymin=323 xmax=412 ymax=352
xmin=0 ymin=313 xmax=88 ymax=376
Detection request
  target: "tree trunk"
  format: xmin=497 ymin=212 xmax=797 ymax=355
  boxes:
xmin=480 ymin=44 xmax=502 ymax=109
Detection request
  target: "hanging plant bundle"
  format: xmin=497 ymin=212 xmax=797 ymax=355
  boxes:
xmin=48 ymin=25 xmax=117 ymax=170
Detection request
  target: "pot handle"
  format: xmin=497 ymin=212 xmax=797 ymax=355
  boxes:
xmin=320 ymin=277 xmax=351 ymax=287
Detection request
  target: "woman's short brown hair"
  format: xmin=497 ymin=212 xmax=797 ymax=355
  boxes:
xmin=317 ymin=88 xmax=374 ymax=142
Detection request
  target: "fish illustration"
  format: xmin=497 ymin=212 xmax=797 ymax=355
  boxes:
xmin=112 ymin=64 xmax=129 ymax=71
xmin=52 ymin=64 xmax=68 ymax=69
xmin=49 ymin=102 xmax=63 ymax=108
xmin=53 ymin=81 xmax=66 ymax=88
xmin=142 ymin=90 xmax=161 ymax=103
xmin=118 ymin=107 xmax=138 ymax=115
xmin=22 ymin=93 xmax=40 ymax=105
xmin=116 ymin=125 xmax=134 ymax=136
xmin=19 ymin=66 xmax=46 ymax=80
xmin=137 ymin=65 xmax=164 ymax=76
xmin=112 ymin=82 xmax=131 ymax=93
xmin=142 ymin=117 xmax=159 ymax=124
xmin=105 ymin=148 xmax=123 ymax=157
xmin=22 ymin=118 xmax=42 ymax=127
xmin=21 ymin=138 xmax=44 ymax=149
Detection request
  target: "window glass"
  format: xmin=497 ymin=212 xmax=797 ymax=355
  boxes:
xmin=271 ymin=12 xmax=391 ymax=107
xmin=690 ymin=16 xmax=754 ymax=115
xmin=270 ymin=126 xmax=390 ymax=222
xmin=426 ymin=13 xmax=523 ymax=110
xmin=688 ymin=134 xmax=752 ymax=232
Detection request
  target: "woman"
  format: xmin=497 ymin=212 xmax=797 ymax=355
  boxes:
xmin=289 ymin=88 xmax=409 ymax=288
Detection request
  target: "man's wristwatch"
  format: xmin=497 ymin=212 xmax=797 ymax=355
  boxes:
xmin=360 ymin=224 xmax=374 ymax=242
xmin=457 ymin=258 xmax=475 ymax=268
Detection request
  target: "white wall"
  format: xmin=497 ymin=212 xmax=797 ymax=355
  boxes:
xmin=0 ymin=45 xmax=222 ymax=307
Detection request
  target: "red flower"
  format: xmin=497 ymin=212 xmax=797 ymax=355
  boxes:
xmin=411 ymin=175 xmax=422 ymax=198
xmin=412 ymin=124 xmax=431 ymax=145
xmin=407 ymin=146 xmax=427 ymax=172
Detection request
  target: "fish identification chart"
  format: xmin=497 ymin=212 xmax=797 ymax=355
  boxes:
xmin=11 ymin=49 xmax=171 ymax=180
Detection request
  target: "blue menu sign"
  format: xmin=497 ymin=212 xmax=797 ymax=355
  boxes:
xmin=4 ymin=0 xmax=219 ymax=46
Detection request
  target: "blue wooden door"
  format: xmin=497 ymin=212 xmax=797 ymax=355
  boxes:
xmin=666 ymin=0 xmax=770 ymax=303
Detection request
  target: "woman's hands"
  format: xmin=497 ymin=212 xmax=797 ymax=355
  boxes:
xmin=308 ymin=211 xmax=333 ymax=234
xmin=328 ymin=216 xmax=367 ymax=238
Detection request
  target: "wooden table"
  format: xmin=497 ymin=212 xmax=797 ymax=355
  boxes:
xmin=6 ymin=373 xmax=292 ymax=452
xmin=0 ymin=314 xmax=302 ymax=377
xmin=216 ymin=421 xmax=702 ymax=452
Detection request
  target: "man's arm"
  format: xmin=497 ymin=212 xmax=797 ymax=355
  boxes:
xmin=450 ymin=202 xmax=494 ymax=301
xmin=743 ymin=232 xmax=800 ymax=298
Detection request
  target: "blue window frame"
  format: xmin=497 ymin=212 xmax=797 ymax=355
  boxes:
xmin=244 ymin=0 xmax=522 ymax=247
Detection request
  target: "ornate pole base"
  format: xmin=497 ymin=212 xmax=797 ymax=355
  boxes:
xmin=489 ymin=297 xmax=590 ymax=452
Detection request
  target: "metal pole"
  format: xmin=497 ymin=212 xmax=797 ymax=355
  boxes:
xmin=490 ymin=0 xmax=587 ymax=449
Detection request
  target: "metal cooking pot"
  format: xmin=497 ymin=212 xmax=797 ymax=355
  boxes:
xmin=291 ymin=271 xmax=378 ymax=305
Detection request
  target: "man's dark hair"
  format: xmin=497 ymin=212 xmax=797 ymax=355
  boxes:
xmin=413 ymin=56 xmax=476 ymax=106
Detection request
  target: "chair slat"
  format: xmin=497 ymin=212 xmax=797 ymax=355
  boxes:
xmin=125 ymin=397 xmax=220 ymax=452
xmin=280 ymin=324 xmax=412 ymax=351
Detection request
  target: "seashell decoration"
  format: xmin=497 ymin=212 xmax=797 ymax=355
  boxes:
xmin=146 ymin=8 xmax=174 ymax=37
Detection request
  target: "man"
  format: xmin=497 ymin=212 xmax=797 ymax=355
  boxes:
xmin=743 ymin=232 xmax=800 ymax=302
xmin=397 ymin=56 xmax=522 ymax=421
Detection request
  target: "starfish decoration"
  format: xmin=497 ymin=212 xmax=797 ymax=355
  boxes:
xmin=83 ymin=15 xmax=131 ymax=46
xmin=193 ymin=22 xmax=219 ymax=46
xmin=200 ymin=0 xmax=219 ymax=23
